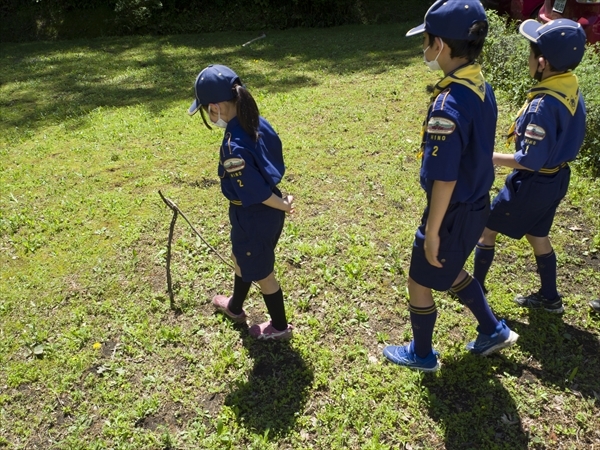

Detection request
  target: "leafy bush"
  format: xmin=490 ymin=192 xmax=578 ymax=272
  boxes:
xmin=574 ymin=43 xmax=600 ymax=176
xmin=482 ymin=9 xmax=600 ymax=176
xmin=480 ymin=9 xmax=530 ymax=105
xmin=0 ymin=0 xmax=431 ymax=41
xmin=114 ymin=0 xmax=163 ymax=31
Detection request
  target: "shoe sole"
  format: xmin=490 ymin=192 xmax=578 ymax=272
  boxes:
xmin=382 ymin=349 xmax=440 ymax=372
xmin=515 ymin=302 xmax=564 ymax=314
xmin=213 ymin=305 xmax=247 ymax=323
xmin=514 ymin=297 xmax=564 ymax=314
xmin=543 ymin=304 xmax=564 ymax=314
xmin=384 ymin=359 xmax=440 ymax=372
xmin=254 ymin=330 xmax=293 ymax=341
xmin=480 ymin=330 xmax=519 ymax=357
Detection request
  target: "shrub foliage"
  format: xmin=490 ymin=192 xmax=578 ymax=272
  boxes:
xmin=481 ymin=10 xmax=600 ymax=176
xmin=0 ymin=0 xmax=432 ymax=41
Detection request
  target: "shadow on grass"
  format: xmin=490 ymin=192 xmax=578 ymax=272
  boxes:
xmin=506 ymin=312 xmax=600 ymax=400
xmin=421 ymin=354 xmax=528 ymax=450
xmin=0 ymin=23 xmax=421 ymax=134
xmin=224 ymin=325 xmax=314 ymax=439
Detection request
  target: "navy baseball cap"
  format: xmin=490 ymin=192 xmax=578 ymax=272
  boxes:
xmin=188 ymin=64 xmax=241 ymax=116
xmin=519 ymin=19 xmax=586 ymax=71
xmin=406 ymin=0 xmax=487 ymax=41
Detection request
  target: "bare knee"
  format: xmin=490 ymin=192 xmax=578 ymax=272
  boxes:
xmin=257 ymin=272 xmax=279 ymax=295
xmin=407 ymin=276 xmax=434 ymax=308
xmin=479 ymin=227 xmax=498 ymax=246
xmin=525 ymin=234 xmax=552 ymax=255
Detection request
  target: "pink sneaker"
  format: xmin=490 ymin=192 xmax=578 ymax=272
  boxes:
xmin=249 ymin=321 xmax=294 ymax=340
xmin=212 ymin=295 xmax=247 ymax=323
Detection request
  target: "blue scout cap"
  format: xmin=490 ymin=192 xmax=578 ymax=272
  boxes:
xmin=188 ymin=64 xmax=241 ymax=116
xmin=519 ymin=19 xmax=586 ymax=71
xmin=406 ymin=0 xmax=487 ymax=40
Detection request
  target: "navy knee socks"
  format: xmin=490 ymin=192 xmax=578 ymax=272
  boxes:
xmin=452 ymin=274 xmax=498 ymax=335
xmin=263 ymin=288 xmax=288 ymax=331
xmin=473 ymin=243 xmax=495 ymax=293
xmin=228 ymin=274 xmax=251 ymax=314
xmin=536 ymin=251 xmax=558 ymax=300
xmin=409 ymin=304 xmax=438 ymax=359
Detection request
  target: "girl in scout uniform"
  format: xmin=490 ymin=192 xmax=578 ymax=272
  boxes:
xmin=382 ymin=0 xmax=518 ymax=372
xmin=188 ymin=64 xmax=295 ymax=340
xmin=473 ymin=19 xmax=587 ymax=314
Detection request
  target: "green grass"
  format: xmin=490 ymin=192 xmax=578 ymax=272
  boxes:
xmin=1 ymin=23 xmax=599 ymax=449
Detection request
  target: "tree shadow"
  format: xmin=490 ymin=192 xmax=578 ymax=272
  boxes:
xmin=505 ymin=313 xmax=600 ymax=400
xmin=421 ymin=353 xmax=528 ymax=450
xmin=1 ymin=23 xmax=423 ymax=134
xmin=224 ymin=324 xmax=314 ymax=439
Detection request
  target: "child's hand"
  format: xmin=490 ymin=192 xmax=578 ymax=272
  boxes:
xmin=424 ymin=233 xmax=442 ymax=268
xmin=284 ymin=195 xmax=295 ymax=214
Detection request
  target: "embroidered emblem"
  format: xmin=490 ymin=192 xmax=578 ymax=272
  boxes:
xmin=524 ymin=124 xmax=546 ymax=141
xmin=427 ymin=117 xmax=456 ymax=135
xmin=223 ymin=157 xmax=246 ymax=173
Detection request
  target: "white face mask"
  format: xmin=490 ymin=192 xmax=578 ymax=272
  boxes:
xmin=423 ymin=39 xmax=444 ymax=71
xmin=208 ymin=104 xmax=228 ymax=129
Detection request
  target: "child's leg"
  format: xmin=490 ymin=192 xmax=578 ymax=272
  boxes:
xmin=526 ymin=234 xmax=559 ymax=300
xmin=227 ymin=256 xmax=252 ymax=315
xmin=473 ymin=227 xmax=498 ymax=292
xmin=408 ymin=276 xmax=437 ymax=358
xmin=257 ymin=271 xmax=288 ymax=331
xmin=451 ymin=269 xmax=498 ymax=335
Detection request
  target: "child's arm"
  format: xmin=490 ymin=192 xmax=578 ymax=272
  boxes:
xmin=424 ymin=180 xmax=456 ymax=268
xmin=493 ymin=152 xmax=530 ymax=170
xmin=262 ymin=193 xmax=295 ymax=214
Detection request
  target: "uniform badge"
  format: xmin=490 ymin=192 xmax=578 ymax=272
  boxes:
xmin=524 ymin=124 xmax=546 ymax=141
xmin=427 ymin=117 xmax=456 ymax=135
xmin=223 ymin=157 xmax=246 ymax=173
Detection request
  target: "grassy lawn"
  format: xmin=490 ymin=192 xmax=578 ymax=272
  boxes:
xmin=1 ymin=21 xmax=599 ymax=450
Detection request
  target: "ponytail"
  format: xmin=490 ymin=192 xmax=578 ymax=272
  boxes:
xmin=233 ymin=84 xmax=260 ymax=141
xmin=197 ymin=83 xmax=260 ymax=140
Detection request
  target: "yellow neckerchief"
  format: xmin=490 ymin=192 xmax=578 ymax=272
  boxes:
xmin=418 ymin=63 xmax=486 ymax=158
xmin=506 ymin=72 xmax=580 ymax=146
xmin=433 ymin=62 xmax=486 ymax=101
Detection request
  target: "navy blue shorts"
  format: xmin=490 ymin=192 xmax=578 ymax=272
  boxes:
xmin=409 ymin=195 xmax=490 ymax=291
xmin=229 ymin=201 xmax=285 ymax=283
xmin=487 ymin=167 xmax=570 ymax=239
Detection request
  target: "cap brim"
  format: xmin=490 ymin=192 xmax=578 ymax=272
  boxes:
xmin=406 ymin=23 xmax=426 ymax=37
xmin=188 ymin=99 xmax=200 ymax=116
xmin=519 ymin=19 xmax=541 ymax=43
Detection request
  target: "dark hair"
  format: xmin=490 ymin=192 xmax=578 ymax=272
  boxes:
xmin=530 ymin=42 xmax=577 ymax=72
xmin=199 ymin=84 xmax=260 ymax=141
xmin=428 ymin=21 xmax=488 ymax=61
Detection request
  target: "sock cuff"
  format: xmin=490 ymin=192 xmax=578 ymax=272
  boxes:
xmin=535 ymin=250 xmax=555 ymax=259
xmin=451 ymin=274 xmax=473 ymax=293
xmin=262 ymin=288 xmax=283 ymax=300
xmin=409 ymin=304 xmax=437 ymax=315
xmin=476 ymin=243 xmax=495 ymax=250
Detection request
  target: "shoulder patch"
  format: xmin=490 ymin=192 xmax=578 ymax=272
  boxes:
xmin=427 ymin=117 xmax=456 ymax=135
xmin=524 ymin=124 xmax=546 ymax=141
xmin=223 ymin=157 xmax=246 ymax=173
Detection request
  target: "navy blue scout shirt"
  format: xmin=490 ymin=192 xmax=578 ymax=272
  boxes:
xmin=218 ymin=116 xmax=285 ymax=206
xmin=420 ymin=64 xmax=497 ymax=204
xmin=512 ymin=73 xmax=585 ymax=171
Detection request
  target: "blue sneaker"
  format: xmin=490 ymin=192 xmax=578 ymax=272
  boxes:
xmin=466 ymin=320 xmax=519 ymax=356
xmin=382 ymin=341 xmax=440 ymax=372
